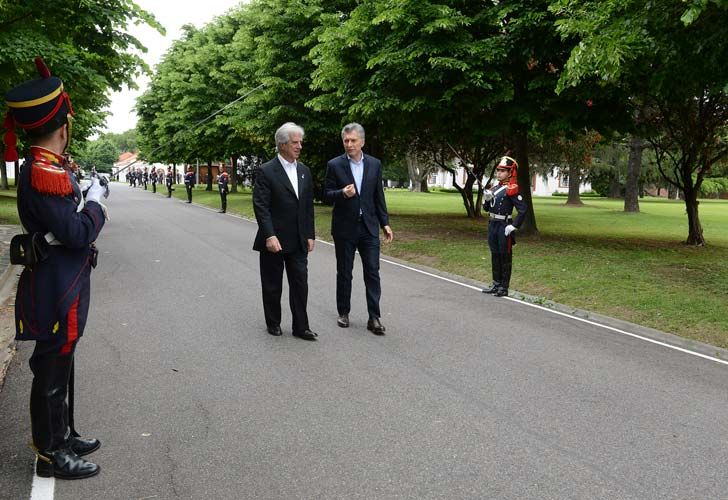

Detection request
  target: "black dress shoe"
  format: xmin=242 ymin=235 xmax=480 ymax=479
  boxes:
xmin=69 ymin=436 xmax=101 ymax=457
xmin=494 ymin=287 xmax=508 ymax=297
xmin=337 ymin=314 xmax=349 ymax=328
xmin=482 ymin=283 xmax=500 ymax=294
xmin=218 ymin=210 xmax=226 ymax=213
xmin=36 ymin=447 xmax=100 ymax=480
xmin=367 ymin=318 xmax=386 ymax=335
xmin=292 ymin=329 xmax=318 ymax=341
xmin=267 ymin=326 xmax=282 ymax=336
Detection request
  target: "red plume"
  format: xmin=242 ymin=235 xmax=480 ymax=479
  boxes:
xmin=35 ymin=57 xmax=51 ymax=78
xmin=3 ymin=113 xmax=18 ymax=163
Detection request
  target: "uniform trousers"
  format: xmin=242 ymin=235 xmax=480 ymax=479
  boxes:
xmin=29 ymin=296 xmax=82 ymax=453
xmin=487 ymin=220 xmax=514 ymax=288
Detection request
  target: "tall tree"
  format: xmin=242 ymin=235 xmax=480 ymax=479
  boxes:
xmin=553 ymin=0 xmax=728 ymax=244
xmin=1 ymin=0 xmax=162 ymax=150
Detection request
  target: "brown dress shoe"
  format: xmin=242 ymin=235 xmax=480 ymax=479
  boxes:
xmin=367 ymin=318 xmax=386 ymax=335
xmin=337 ymin=314 xmax=349 ymax=328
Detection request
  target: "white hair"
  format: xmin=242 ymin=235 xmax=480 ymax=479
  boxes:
xmin=275 ymin=122 xmax=305 ymax=147
xmin=341 ymin=122 xmax=365 ymax=140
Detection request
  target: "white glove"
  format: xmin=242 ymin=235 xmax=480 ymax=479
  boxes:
xmin=99 ymin=202 xmax=110 ymax=221
xmin=483 ymin=190 xmax=494 ymax=201
xmin=86 ymin=178 xmax=105 ymax=204
xmin=505 ymin=224 xmax=516 ymax=236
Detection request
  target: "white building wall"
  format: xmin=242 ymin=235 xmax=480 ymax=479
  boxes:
xmin=427 ymin=165 xmax=591 ymax=195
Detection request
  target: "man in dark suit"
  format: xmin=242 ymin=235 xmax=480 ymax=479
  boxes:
xmin=325 ymin=123 xmax=393 ymax=335
xmin=253 ymin=122 xmax=317 ymax=341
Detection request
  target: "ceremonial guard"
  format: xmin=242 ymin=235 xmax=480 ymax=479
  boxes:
xmin=150 ymin=167 xmax=158 ymax=193
xmin=142 ymin=167 xmax=149 ymax=190
xmin=184 ymin=167 xmax=195 ymax=203
xmin=482 ymin=156 xmax=528 ymax=297
xmin=165 ymin=166 xmax=174 ymax=197
xmin=217 ymin=166 xmax=229 ymax=213
xmin=3 ymin=58 xmax=108 ymax=479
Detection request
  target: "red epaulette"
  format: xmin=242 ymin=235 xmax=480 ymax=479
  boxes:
xmin=506 ymin=182 xmax=519 ymax=197
xmin=30 ymin=159 xmax=73 ymax=196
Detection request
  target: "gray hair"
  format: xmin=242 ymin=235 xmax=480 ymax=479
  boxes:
xmin=275 ymin=122 xmax=305 ymax=147
xmin=341 ymin=122 xmax=365 ymax=141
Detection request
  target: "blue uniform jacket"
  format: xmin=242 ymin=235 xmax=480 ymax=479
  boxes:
xmin=486 ymin=184 xmax=528 ymax=228
xmin=218 ymin=172 xmax=229 ymax=193
xmin=15 ymin=148 xmax=105 ymax=342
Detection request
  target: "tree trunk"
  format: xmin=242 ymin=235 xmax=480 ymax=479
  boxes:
xmin=624 ymin=136 xmax=643 ymax=212
xmin=406 ymin=152 xmax=427 ymax=192
xmin=231 ymin=155 xmax=238 ymax=193
xmin=683 ymin=188 xmax=705 ymax=245
xmin=565 ymin=167 xmax=583 ymax=206
xmin=608 ymin=173 xmax=622 ymax=198
xmin=14 ymin=159 xmax=19 ymax=186
xmin=0 ymin=161 xmax=8 ymax=189
xmin=206 ymin=160 xmax=213 ymax=191
xmin=513 ymin=129 xmax=538 ymax=235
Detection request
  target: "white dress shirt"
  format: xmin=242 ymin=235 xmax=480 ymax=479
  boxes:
xmin=278 ymin=154 xmax=299 ymax=198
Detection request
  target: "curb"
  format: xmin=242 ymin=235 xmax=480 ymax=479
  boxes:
xmin=374 ymin=253 xmax=728 ymax=364
xmin=0 ymin=263 xmax=20 ymax=389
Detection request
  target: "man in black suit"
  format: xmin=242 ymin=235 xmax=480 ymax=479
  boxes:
xmin=253 ymin=122 xmax=317 ymax=341
xmin=325 ymin=123 xmax=393 ymax=335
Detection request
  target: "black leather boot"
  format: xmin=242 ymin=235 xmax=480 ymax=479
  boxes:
xmin=495 ymin=256 xmax=512 ymax=297
xmin=482 ymin=254 xmax=502 ymax=294
xmin=68 ymin=434 xmax=101 ymax=457
xmin=36 ymin=446 xmax=100 ymax=479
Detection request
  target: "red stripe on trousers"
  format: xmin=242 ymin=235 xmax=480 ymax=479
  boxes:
xmin=60 ymin=295 xmax=79 ymax=355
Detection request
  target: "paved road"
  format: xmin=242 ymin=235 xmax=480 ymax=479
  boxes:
xmin=1 ymin=184 xmax=727 ymax=500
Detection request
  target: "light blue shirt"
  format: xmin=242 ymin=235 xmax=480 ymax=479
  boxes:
xmin=348 ymin=153 xmax=364 ymax=195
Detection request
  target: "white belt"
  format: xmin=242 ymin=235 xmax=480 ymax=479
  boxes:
xmin=489 ymin=213 xmax=512 ymax=221
xmin=44 ymin=232 xmax=62 ymax=246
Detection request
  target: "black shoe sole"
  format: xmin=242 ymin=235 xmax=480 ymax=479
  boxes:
xmin=36 ymin=461 xmax=101 ymax=480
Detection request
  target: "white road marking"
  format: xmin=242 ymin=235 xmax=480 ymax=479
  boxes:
xmin=29 ymin=458 xmax=54 ymax=500
xmin=373 ymin=252 xmax=728 ymax=367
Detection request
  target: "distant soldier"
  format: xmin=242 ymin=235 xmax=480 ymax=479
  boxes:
xmin=165 ymin=167 xmax=174 ymax=198
xmin=150 ymin=168 xmax=158 ymax=193
xmin=481 ymin=156 xmax=528 ymax=297
xmin=217 ymin=166 xmax=229 ymax=213
xmin=142 ymin=167 xmax=149 ymax=190
xmin=184 ymin=167 xmax=195 ymax=203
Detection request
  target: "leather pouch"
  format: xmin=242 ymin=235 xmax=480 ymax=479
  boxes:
xmin=9 ymin=233 xmax=49 ymax=267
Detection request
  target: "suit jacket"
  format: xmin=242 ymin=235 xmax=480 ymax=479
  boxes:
xmin=324 ymin=153 xmax=389 ymax=240
xmin=253 ymin=157 xmax=315 ymax=254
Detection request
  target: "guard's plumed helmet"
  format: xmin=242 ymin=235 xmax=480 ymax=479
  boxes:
xmin=496 ymin=156 xmax=520 ymax=196
xmin=3 ymin=58 xmax=75 ymax=162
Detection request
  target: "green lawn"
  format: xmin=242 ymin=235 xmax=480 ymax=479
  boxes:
xmin=0 ymin=189 xmax=19 ymax=225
